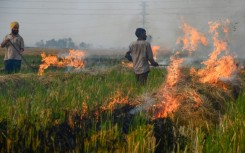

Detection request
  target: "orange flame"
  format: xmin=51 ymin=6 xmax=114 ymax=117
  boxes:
xmin=154 ymin=90 xmax=181 ymax=118
xmin=154 ymin=53 xmax=184 ymax=118
xmin=187 ymin=89 xmax=203 ymax=107
xmin=152 ymin=45 xmax=160 ymax=60
xmin=155 ymin=21 xmax=208 ymax=119
xmin=154 ymin=19 xmax=237 ymax=119
xmin=192 ymin=20 xmax=237 ymax=84
xmin=165 ymin=53 xmax=184 ymax=87
xmin=38 ymin=49 xmax=85 ymax=76
xmin=101 ymin=90 xmax=129 ymax=111
xmin=177 ymin=21 xmax=208 ymax=54
xmin=81 ymin=102 xmax=88 ymax=119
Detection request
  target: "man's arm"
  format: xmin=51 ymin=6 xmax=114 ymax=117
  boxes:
xmin=125 ymin=51 xmax=132 ymax=61
xmin=146 ymin=43 xmax=158 ymax=66
xmin=19 ymin=37 xmax=24 ymax=53
xmin=1 ymin=38 xmax=10 ymax=48
xmin=125 ymin=45 xmax=132 ymax=61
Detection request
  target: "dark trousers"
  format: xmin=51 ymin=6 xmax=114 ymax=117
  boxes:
xmin=4 ymin=59 xmax=21 ymax=74
xmin=135 ymin=71 xmax=149 ymax=85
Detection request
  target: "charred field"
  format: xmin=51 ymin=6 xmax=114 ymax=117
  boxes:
xmin=0 ymin=50 xmax=244 ymax=152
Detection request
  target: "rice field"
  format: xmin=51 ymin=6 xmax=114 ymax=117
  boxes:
xmin=0 ymin=47 xmax=244 ymax=153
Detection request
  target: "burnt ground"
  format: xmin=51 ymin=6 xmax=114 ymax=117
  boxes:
xmin=0 ymin=103 xmax=187 ymax=153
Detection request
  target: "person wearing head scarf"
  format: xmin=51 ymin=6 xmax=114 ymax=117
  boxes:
xmin=127 ymin=28 xmax=158 ymax=85
xmin=1 ymin=21 xmax=24 ymax=74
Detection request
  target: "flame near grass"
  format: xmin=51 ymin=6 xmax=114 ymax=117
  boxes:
xmin=154 ymin=20 xmax=214 ymax=119
xmin=38 ymin=49 xmax=85 ymax=76
xmin=153 ymin=53 xmax=184 ymax=119
xmin=152 ymin=45 xmax=160 ymax=60
xmin=191 ymin=19 xmax=238 ymax=85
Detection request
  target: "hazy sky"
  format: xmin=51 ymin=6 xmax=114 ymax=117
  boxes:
xmin=0 ymin=0 xmax=245 ymax=55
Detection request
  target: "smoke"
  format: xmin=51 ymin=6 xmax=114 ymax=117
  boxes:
xmin=129 ymin=96 xmax=156 ymax=115
xmin=1 ymin=0 xmax=245 ymax=56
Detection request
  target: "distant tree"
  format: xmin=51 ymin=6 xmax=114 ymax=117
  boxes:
xmin=35 ymin=38 xmax=92 ymax=49
xmin=79 ymin=42 xmax=91 ymax=49
xmin=45 ymin=39 xmax=57 ymax=48
xmin=35 ymin=40 xmax=45 ymax=48
xmin=67 ymin=37 xmax=75 ymax=48
xmin=57 ymin=38 xmax=67 ymax=48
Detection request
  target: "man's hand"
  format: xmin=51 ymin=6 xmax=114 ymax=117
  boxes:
xmin=1 ymin=38 xmax=11 ymax=48
xmin=4 ymin=38 xmax=11 ymax=44
xmin=125 ymin=51 xmax=132 ymax=62
xmin=19 ymin=49 xmax=24 ymax=54
xmin=151 ymin=62 xmax=159 ymax=67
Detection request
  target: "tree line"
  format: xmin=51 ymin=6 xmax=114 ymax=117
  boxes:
xmin=35 ymin=38 xmax=91 ymax=49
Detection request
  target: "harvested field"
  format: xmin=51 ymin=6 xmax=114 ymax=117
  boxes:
xmin=0 ymin=64 xmax=244 ymax=152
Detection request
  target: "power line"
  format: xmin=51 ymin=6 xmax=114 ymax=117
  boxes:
xmin=0 ymin=0 xmax=209 ymax=4
xmin=1 ymin=0 xmax=243 ymax=4
xmin=1 ymin=6 xmax=244 ymax=12
xmin=0 ymin=6 xmax=141 ymax=11
xmin=1 ymin=10 xmax=243 ymax=16
xmin=141 ymin=1 xmax=146 ymax=28
xmin=1 ymin=5 xmax=244 ymax=10
xmin=0 ymin=0 xmax=140 ymax=3
xmin=0 ymin=11 xmax=140 ymax=16
xmin=0 ymin=0 xmax=193 ymax=2
xmin=151 ymin=6 xmax=244 ymax=10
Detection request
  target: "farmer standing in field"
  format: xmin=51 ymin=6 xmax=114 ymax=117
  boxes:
xmin=126 ymin=28 xmax=159 ymax=85
xmin=1 ymin=21 xmax=24 ymax=74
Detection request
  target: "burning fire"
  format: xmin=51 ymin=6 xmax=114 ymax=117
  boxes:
xmin=153 ymin=54 xmax=183 ymax=118
xmin=191 ymin=19 xmax=237 ymax=85
xmin=176 ymin=20 xmax=208 ymax=54
xmin=154 ymin=90 xmax=181 ymax=119
xmin=101 ymin=90 xmax=129 ymax=111
xmin=154 ymin=19 xmax=237 ymax=119
xmin=154 ymin=87 xmax=203 ymax=119
xmin=38 ymin=49 xmax=85 ymax=76
xmin=154 ymin=21 xmax=209 ymax=119
xmin=187 ymin=89 xmax=203 ymax=107
xmin=94 ymin=19 xmax=236 ymax=121
xmin=152 ymin=45 xmax=160 ymax=60
xmin=165 ymin=53 xmax=184 ymax=87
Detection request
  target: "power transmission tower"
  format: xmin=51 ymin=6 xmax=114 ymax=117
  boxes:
xmin=141 ymin=1 xmax=147 ymax=28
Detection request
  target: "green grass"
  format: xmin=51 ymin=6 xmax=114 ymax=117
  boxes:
xmin=175 ymin=91 xmax=245 ymax=153
xmin=0 ymin=65 xmax=165 ymax=152
xmin=0 ymin=55 xmax=41 ymax=74
xmin=0 ymin=68 xmax=164 ymax=119
xmin=203 ymin=92 xmax=245 ymax=153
